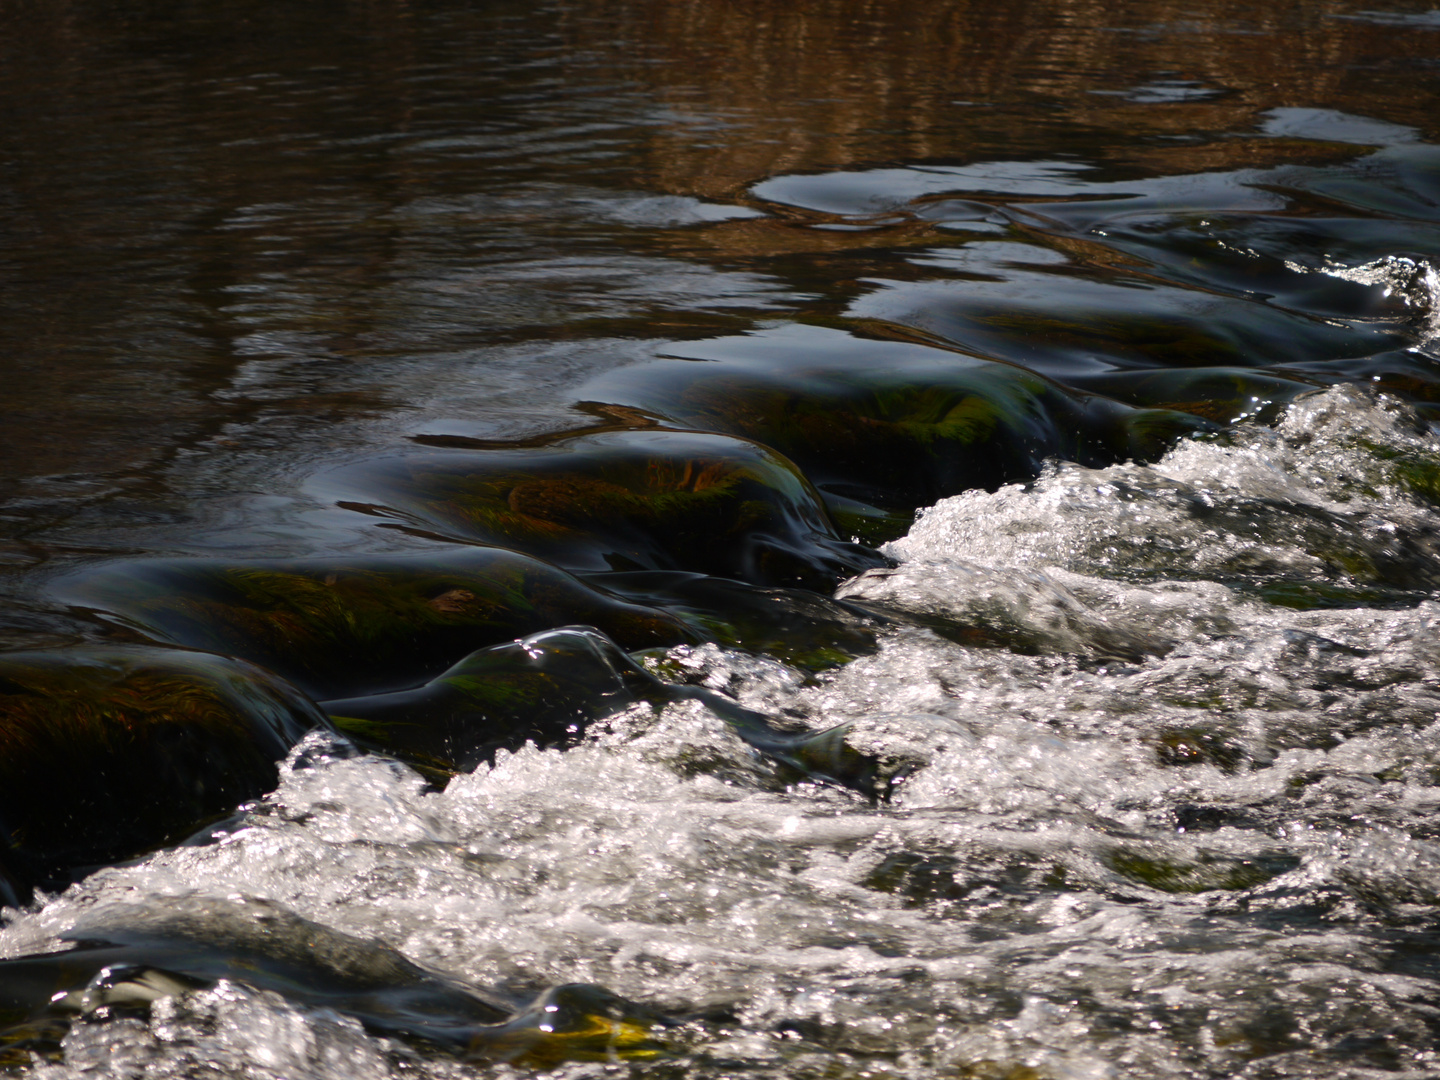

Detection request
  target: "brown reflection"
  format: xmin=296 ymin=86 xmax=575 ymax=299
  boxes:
xmin=0 ymin=0 xmax=1434 ymax=580
xmin=0 ymin=0 xmax=424 ymax=488
xmin=556 ymin=0 xmax=1440 ymax=198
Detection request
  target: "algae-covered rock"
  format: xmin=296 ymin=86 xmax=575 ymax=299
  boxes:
xmin=1273 ymin=350 xmax=1440 ymax=405
xmin=588 ymin=569 xmax=884 ymax=671
xmin=1068 ymin=366 xmax=1323 ymax=425
xmin=0 ymin=646 xmax=324 ymax=900
xmin=324 ymin=624 xmax=888 ymax=795
xmin=54 ymin=549 xmax=694 ymax=701
xmin=1153 ymin=725 xmax=1247 ymax=772
xmin=318 ymin=429 xmax=887 ymax=589
xmin=472 ymin=983 xmax=669 ymax=1066
xmin=0 ymin=895 xmax=669 ymax=1066
xmin=1105 ymin=846 xmax=1301 ymax=894
xmin=650 ymin=676 xmax=890 ymax=798
xmin=579 ymin=347 xmax=1213 ymax=542
xmin=322 ymin=626 xmax=663 ymax=773
xmin=756 ymin=719 xmax=886 ymax=796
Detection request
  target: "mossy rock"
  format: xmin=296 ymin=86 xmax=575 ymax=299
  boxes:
xmin=1068 ymin=366 xmax=1322 ymax=425
xmin=1153 ymin=726 xmax=1248 ymax=772
xmin=759 ymin=720 xmax=886 ymax=796
xmin=862 ymin=849 xmax=1066 ymax=908
xmin=318 ymin=429 xmax=887 ymax=590
xmin=579 ymin=349 xmax=1213 ymax=537
xmin=588 ymin=570 xmax=883 ymax=671
xmin=322 ymin=626 xmax=666 ymax=773
xmin=472 ymin=984 xmax=670 ymax=1066
xmin=0 ymin=646 xmax=324 ymax=901
xmin=0 ymin=896 xmax=669 ymax=1065
xmin=1274 ymin=349 xmax=1440 ymax=406
xmin=1106 ymin=847 xmax=1301 ymax=894
xmin=54 ymin=549 xmax=694 ymax=701
xmin=327 ymin=624 xmax=888 ymax=796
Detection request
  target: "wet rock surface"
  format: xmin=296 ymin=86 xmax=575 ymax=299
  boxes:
xmin=322 ymin=625 xmax=890 ymax=795
xmin=579 ymin=333 xmax=1215 ymax=541
xmin=319 ymin=429 xmax=887 ymax=587
xmin=54 ymin=550 xmax=695 ymax=700
xmin=0 ymin=896 xmax=668 ymax=1066
xmin=5 ymin=1 xmax=1440 ymax=1077
xmin=0 ymin=647 xmax=324 ymax=903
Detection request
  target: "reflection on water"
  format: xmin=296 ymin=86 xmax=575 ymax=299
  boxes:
xmin=2 ymin=0 xmax=1436 ymax=569
xmin=4 ymin=0 xmax=1440 ymax=1077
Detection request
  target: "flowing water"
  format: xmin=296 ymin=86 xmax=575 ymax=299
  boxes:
xmin=4 ymin=1 xmax=1440 ymax=1077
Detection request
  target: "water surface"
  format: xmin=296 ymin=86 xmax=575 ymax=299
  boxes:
xmin=4 ymin=1 xmax=1440 ymax=1077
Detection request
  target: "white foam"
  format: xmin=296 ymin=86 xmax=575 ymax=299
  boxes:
xmin=10 ymin=389 xmax=1440 ymax=1079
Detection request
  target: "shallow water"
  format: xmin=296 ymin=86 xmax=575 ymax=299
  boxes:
xmin=5 ymin=1 xmax=1440 ymax=1077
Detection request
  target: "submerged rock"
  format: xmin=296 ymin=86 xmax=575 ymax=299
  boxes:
xmin=579 ymin=350 xmax=1213 ymax=542
xmin=1067 ymin=366 xmax=1322 ymax=425
xmin=324 ymin=624 xmax=889 ymax=795
xmin=318 ymin=428 xmax=886 ymax=589
xmin=587 ymin=569 xmax=885 ymax=671
xmin=1275 ymin=349 xmax=1440 ymax=413
xmin=321 ymin=626 xmax=662 ymax=773
xmin=0 ymin=895 xmax=668 ymax=1066
xmin=54 ymin=549 xmax=694 ymax=701
xmin=0 ymin=646 xmax=324 ymax=902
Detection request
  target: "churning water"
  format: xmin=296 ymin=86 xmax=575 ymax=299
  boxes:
xmin=15 ymin=383 xmax=1440 ymax=1080
xmin=4 ymin=2 xmax=1440 ymax=1079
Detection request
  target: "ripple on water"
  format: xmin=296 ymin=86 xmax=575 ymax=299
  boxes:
xmin=6 ymin=4 xmax=1440 ymax=1068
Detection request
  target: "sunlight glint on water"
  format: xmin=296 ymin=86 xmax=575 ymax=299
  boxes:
xmin=3 ymin=2 xmax=1440 ymax=1077
xmin=8 ymin=388 xmax=1440 ymax=1077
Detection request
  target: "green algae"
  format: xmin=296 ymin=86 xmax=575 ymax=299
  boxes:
xmin=54 ymin=549 xmax=695 ymax=701
xmin=579 ymin=348 xmax=1214 ymax=538
xmin=321 ymin=625 xmax=889 ymax=796
xmin=1106 ymin=848 xmax=1301 ymax=894
xmin=320 ymin=428 xmax=888 ymax=590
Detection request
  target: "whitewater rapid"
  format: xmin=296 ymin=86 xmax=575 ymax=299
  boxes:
xmin=7 ymin=385 xmax=1440 ymax=1079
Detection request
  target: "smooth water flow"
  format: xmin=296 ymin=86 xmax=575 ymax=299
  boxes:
xmin=3 ymin=2 xmax=1440 ymax=1078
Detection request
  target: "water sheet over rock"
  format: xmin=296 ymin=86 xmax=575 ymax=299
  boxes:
xmin=54 ymin=549 xmax=694 ymax=701
xmin=320 ymin=625 xmax=667 ymax=773
xmin=577 ymin=326 xmax=1215 ymax=541
xmin=321 ymin=624 xmax=889 ymax=794
xmin=0 ymin=895 xmax=667 ymax=1067
xmin=0 ymin=646 xmax=324 ymax=903
xmin=319 ymin=428 xmax=887 ymax=589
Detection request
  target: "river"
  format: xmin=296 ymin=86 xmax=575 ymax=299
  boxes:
xmin=2 ymin=1 xmax=1440 ymax=1077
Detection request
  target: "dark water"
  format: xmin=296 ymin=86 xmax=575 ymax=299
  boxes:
xmin=4 ymin=1 xmax=1440 ymax=1077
